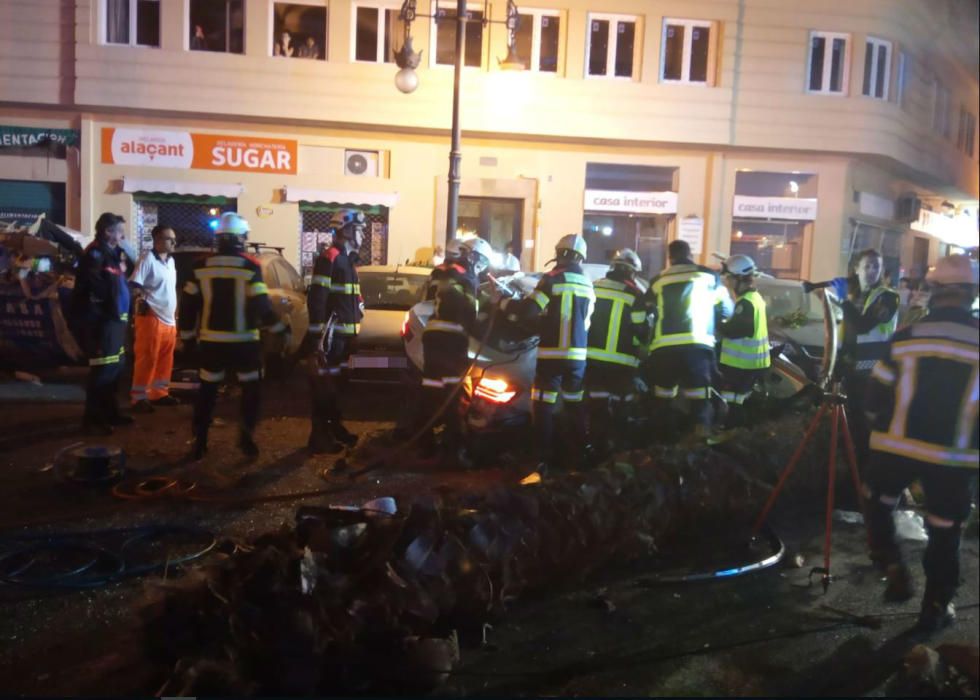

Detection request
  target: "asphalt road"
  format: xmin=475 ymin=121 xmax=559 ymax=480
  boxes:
xmin=0 ymin=371 xmax=976 ymax=696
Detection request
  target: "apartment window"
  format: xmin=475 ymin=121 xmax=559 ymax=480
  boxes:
xmin=431 ymin=5 xmax=484 ymax=67
xmin=105 ymin=0 xmax=160 ymax=46
xmin=807 ymin=31 xmax=849 ymax=94
xmin=514 ymin=9 xmax=560 ymax=73
xmin=861 ymin=36 xmax=890 ymax=100
xmin=273 ymin=2 xmax=327 ymax=59
xmin=957 ymin=107 xmax=977 ymax=158
xmin=190 ymin=0 xmax=244 ymax=53
xmin=932 ymin=79 xmax=950 ymax=138
xmin=895 ymin=50 xmax=909 ymax=109
xmin=586 ymin=13 xmax=638 ymax=79
xmin=661 ymin=18 xmax=714 ymax=85
xmin=352 ymin=3 xmax=405 ymax=62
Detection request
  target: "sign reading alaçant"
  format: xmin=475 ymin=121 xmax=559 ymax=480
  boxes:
xmin=0 ymin=125 xmax=80 ymax=149
xmin=584 ymin=189 xmax=678 ymax=215
xmin=733 ymin=195 xmax=818 ymax=221
xmin=101 ymin=127 xmax=297 ymax=174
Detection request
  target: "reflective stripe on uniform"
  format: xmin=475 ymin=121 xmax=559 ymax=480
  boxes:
xmin=537 ymin=347 xmax=588 ymax=361
xmin=200 ymin=368 xmax=225 ymax=382
xmin=422 ymin=377 xmax=444 ymax=388
xmin=720 ymin=290 xmax=770 ymax=369
xmin=630 ymin=310 xmax=648 ymax=324
xmin=333 ymin=323 xmax=360 ymax=335
xmin=200 ymin=329 xmax=260 ymax=342
xmin=654 ymin=386 xmax=678 ymax=398
xmin=247 ymin=282 xmax=269 ymax=297
xmin=237 ymin=370 xmax=261 ymax=382
xmin=308 ymin=323 xmax=325 ymax=333
xmin=562 ymin=390 xmax=585 ymax=402
xmin=530 ymin=388 xmax=559 ymax=404
xmin=586 ymin=347 xmax=640 ymax=367
xmin=682 ymin=387 xmax=710 ymax=400
xmin=588 ymin=390 xmax=611 ymax=399
xmin=329 ymin=283 xmax=360 ymax=294
xmin=311 ymin=275 xmax=331 ymax=287
xmin=531 ymin=290 xmax=549 ymax=310
xmin=870 ymin=361 xmax=896 ymax=385
xmin=89 ymin=352 xmax=123 ymax=366
xmin=870 ymin=431 xmax=979 ymax=468
xmin=426 ymin=320 xmax=466 ymax=334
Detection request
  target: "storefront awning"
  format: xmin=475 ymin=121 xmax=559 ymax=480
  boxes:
xmin=283 ymin=186 xmax=398 ymax=208
xmin=121 ymin=177 xmax=244 ymax=199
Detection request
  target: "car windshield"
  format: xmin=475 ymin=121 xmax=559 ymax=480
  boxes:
xmin=359 ymin=270 xmax=428 ymax=310
xmin=756 ymin=278 xmax=822 ymax=322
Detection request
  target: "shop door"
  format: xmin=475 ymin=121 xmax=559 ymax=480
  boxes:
xmin=911 ymin=236 xmax=930 ymax=280
xmin=583 ymin=214 xmax=669 ymax=279
xmin=134 ymin=195 xmax=237 ymax=252
xmin=458 ymin=197 xmax=522 ymax=257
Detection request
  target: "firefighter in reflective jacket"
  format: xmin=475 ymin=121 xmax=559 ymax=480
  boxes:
xmin=717 ymin=254 xmax=770 ymax=429
xmin=836 ymin=249 xmax=900 ymax=464
xmin=305 ymin=210 xmax=365 ymax=454
xmin=419 ymin=237 xmax=489 ymax=461
xmin=863 ymin=255 xmax=979 ymax=633
xmin=178 ymin=213 xmax=287 ymax=460
xmin=71 ymin=212 xmax=134 ymax=435
xmin=504 ymin=234 xmax=595 ymax=474
xmin=586 ymin=248 xmax=650 ymax=456
xmin=642 ymin=239 xmax=732 ymax=435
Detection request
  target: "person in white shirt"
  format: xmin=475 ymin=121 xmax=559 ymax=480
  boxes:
xmin=129 ymin=225 xmax=179 ymax=412
xmin=500 ymin=242 xmax=521 ymax=272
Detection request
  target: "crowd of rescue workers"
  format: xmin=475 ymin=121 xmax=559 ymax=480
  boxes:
xmin=70 ymin=208 xmax=978 ymax=636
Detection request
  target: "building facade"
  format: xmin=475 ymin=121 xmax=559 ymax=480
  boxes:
xmin=1 ymin=0 xmax=977 ymax=282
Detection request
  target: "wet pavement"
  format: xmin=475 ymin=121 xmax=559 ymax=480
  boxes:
xmin=0 ymin=371 xmax=976 ymax=696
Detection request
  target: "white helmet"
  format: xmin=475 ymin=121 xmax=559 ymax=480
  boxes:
xmin=216 ymin=212 xmax=249 ymax=237
xmin=330 ymin=210 xmax=367 ymax=237
xmin=611 ymin=248 xmax=641 ymax=272
xmin=556 ymin=234 xmax=587 ymax=260
xmin=724 ymin=254 xmax=758 ymax=277
xmin=462 ymin=237 xmax=493 ymax=264
xmin=445 ymin=238 xmax=464 ymax=261
xmin=927 ymin=254 xmax=979 ymax=286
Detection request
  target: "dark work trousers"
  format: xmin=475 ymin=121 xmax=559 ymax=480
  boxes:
xmin=644 ymin=346 xmax=716 ymax=433
xmin=83 ymin=318 xmax=127 ymax=429
xmin=586 ymin=362 xmax=636 ymax=454
xmin=843 ymin=369 xmax=871 ymax=467
xmin=309 ymin=334 xmax=356 ymax=441
xmin=719 ymin=365 xmax=766 ymax=428
xmin=532 ymin=358 xmax=587 ymax=468
xmin=420 ymin=330 xmax=470 ymax=453
xmin=193 ymin=341 xmax=263 ymax=445
xmin=865 ymin=452 xmax=977 ymax=608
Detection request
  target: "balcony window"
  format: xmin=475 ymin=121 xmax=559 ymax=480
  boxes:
xmin=957 ymin=108 xmax=977 ymax=158
xmin=104 ymin=0 xmax=160 ymax=47
xmin=933 ymin=79 xmax=951 ymax=138
xmin=586 ymin=13 xmax=638 ymax=79
xmin=353 ymin=3 xmax=405 ymax=63
xmin=431 ymin=4 xmax=484 ymax=67
xmin=661 ymin=18 xmax=714 ymax=85
xmin=807 ymin=31 xmax=849 ymax=94
xmin=190 ymin=0 xmax=244 ymax=54
xmin=514 ymin=9 xmax=561 ymax=73
xmin=861 ymin=36 xmax=890 ymax=100
xmin=273 ymin=2 xmax=326 ymax=59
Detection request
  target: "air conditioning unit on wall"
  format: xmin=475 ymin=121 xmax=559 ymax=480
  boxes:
xmin=344 ymin=150 xmax=380 ymax=177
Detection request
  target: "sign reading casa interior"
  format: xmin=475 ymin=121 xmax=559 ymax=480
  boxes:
xmin=584 ymin=189 xmax=678 ymax=214
xmin=101 ymin=128 xmax=297 ymax=174
xmin=733 ymin=195 xmax=818 ymax=221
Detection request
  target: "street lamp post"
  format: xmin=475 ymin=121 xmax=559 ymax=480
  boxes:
xmin=394 ymin=0 xmax=524 ymax=245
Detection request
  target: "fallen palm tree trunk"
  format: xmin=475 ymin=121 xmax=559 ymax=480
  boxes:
xmin=147 ymin=413 xmax=831 ymax=695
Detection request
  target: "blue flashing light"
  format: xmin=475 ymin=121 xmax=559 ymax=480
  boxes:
xmin=208 ymin=218 xmax=220 ymax=231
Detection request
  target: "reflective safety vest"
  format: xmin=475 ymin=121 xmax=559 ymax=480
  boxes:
xmin=867 ymin=307 xmax=979 ymax=469
xmin=529 ymin=265 xmax=596 ymax=362
xmin=308 ymin=245 xmax=362 ymax=336
xmin=647 ymin=263 xmax=728 ymax=351
xmin=178 ymin=251 xmax=283 ymax=343
xmin=720 ymin=290 xmax=771 ymax=370
xmin=587 ymin=276 xmax=648 ymax=368
xmin=846 ymin=285 xmax=899 ymax=372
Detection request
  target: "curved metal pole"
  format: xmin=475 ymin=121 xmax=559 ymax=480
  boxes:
xmin=446 ymin=0 xmax=465 ymax=244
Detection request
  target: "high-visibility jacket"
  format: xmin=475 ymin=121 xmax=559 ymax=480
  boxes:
xmin=842 ymin=285 xmax=899 ymax=372
xmin=645 ymin=263 xmax=730 ymax=351
xmin=867 ymin=306 xmax=978 ymax=468
xmin=178 ymin=248 xmax=283 ymax=343
xmin=308 ymin=245 xmax=362 ymax=337
xmin=587 ymin=274 xmax=649 ymax=368
xmin=424 ymin=261 xmax=478 ymax=338
xmin=719 ymin=289 xmax=770 ymax=370
xmin=508 ymin=264 xmax=595 ymax=362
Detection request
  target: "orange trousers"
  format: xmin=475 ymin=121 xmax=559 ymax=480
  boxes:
xmin=131 ymin=313 xmax=176 ymax=403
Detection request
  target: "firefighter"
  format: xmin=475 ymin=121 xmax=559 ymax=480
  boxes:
xmin=863 ymin=254 xmax=978 ymax=633
xmin=305 ymin=210 xmax=366 ymax=454
xmin=178 ymin=213 xmax=287 ymax=460
xmin=836 ymin=249 xmax=900 ymax=464
xmin=642 ymin=240 xmax=731 ymax=437
xmin=717 ymin=254 xmax=770 ymax=429
xmin=71 ymin=212 xmax=134 ymax=435
xmin=418 ymin=237 xmax=490 ymax=462
xmin=585 ymin=248 xmax=650 ymax=457
xmin=504 ymin=234 xmax=595 ymax=474
xmin=423 ymin=238 xmax=465 ymax=301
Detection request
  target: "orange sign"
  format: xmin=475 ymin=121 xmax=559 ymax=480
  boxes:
xmin=101 ymin=127 xmax=297 ymax=174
